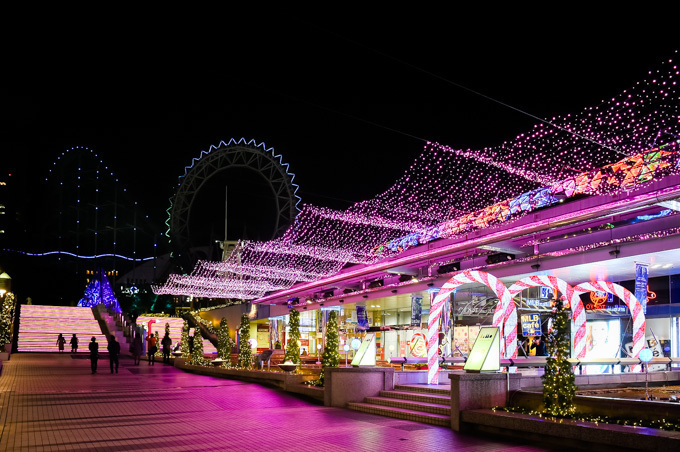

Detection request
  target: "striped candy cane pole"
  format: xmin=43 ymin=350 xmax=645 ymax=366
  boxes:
xmin=507 ymin=275 xmax=587 ymax=358
xmin=573 ymin=281 xmax=646 ymax=370
xmin=428 ymin=271 xmax=514 ymax=384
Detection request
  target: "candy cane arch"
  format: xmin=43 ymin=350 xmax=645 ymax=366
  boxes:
xmin=428 ymin=270 xmax=514 ymax=384
xmin=507 ymin=275 xmax=587 ymax=359
xmin=573 ymin=281 xmax=646 ymax=367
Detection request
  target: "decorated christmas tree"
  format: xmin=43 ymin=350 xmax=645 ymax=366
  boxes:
xmin=238 ymin=313 xmax=252 ymax=368
xmin=217 ymin=317 xmax=233 ymax=362
xmin=284 ymin=309 xmax=300 ymax=364
xmin=77 ymin=269 xmax=121 ymax=313
xmin=154 ymin=331 xmax=161 ymax=357
xmin=318 ymin=310 xmax=340 ymax=385
xmin=181 ymin=320 xmax=190 ymax=358
xmin=191 ymin=333 xmax=205 ymax=365
xmin=542 ymin=296 xmax=577 ymax=417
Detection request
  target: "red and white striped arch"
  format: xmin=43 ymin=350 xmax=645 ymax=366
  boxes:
xmin=427 ymin=272 xmax=647 ymax=384
xmin=428 ymin=270 xmax=515 ymax=384
xmin=507 ymin=275 xmax=587 ymax=359
xmin=573 ymin=281 xmax=646 ymax=362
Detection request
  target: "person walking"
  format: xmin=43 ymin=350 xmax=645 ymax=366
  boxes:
xmin=161 ymin=332 xmax=173 ymax=364
xmin=70 ymin=334 xmax=79 ymax=353
xmin=107 ymin=336 xmax=121 ymax=374
xmin=147 ymin=332 xmax=158 ymax=365
xmin=56 ymin=334 xmax=66 ymax=352
xmin=130 ymin=331 xmax=143 ymax=365
xmin=88 ymin=337 xmax=99 ymax=374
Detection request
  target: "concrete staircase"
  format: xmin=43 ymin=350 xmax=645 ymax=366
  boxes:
xmin=98 ymin=309 xmax=129 ymax=354
xmin=347 ymin=384 xmax=451 ymax=427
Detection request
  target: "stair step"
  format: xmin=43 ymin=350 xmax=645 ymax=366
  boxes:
xmin=394 ymin=384 xmax=451 ymax=395
xmin=379 ymin=390 xmax=450 ymax=405
xmin=364 ymin=396 xmax=450 ymax=416
xmin=347 ymin=402 xmax=450 ymax=427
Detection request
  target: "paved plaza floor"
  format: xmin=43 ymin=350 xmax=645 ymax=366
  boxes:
xmin=0 ymin=353 xmax=552 ymax=451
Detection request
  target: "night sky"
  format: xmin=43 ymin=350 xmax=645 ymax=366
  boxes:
xmin=3 ymin=12 xmax=679 ymax=250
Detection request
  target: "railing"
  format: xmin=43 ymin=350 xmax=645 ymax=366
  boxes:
xmin=501 ymin=357 xmax=680 ymax=373
xmin=389 ymin=356 xmax=680 ymax=373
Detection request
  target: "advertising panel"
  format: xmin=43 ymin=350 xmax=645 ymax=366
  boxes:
xmin=635 ymin=262 xmax=649 ymax=314
xmin=410 ymin=295 xmax=423 ymax=327
xmin=356 ymin=306 xmax=369 ymax=331
xmin=520 ymin=313 xmax=542 ymax=337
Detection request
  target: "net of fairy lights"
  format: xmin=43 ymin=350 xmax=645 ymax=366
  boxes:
xmin=153 ymin=52 xmax=680 ymax=300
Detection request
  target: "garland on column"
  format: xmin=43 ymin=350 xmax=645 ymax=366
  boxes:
xmin=317 ymin=310 xmax=340 ymax=386
xmin=238 ymin=313 xmax=252 ymax=368
xmin=218 ymin=317 xmax=233 ymax=363
xmin=284 ymin=309 xmax=300 ymax=364
xmin=181 ymin=320 xmax=190 ymax=358
xmin=542 ymin=296 xmax=577 ymax=416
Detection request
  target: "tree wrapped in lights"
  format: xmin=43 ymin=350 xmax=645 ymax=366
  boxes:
xmin=190 ymin=332 xmax=205 ymax=365
xmin=317 ymin=310 xmax=340 ymax=386
xmin=284 ymin=309 xmax=300 ymax=364
xmin=217 ymin=317 xmax=234 ymax=363
xmin=154 ymin=330 xmax=161 ymax=357
xmin=0 ymin=292 xmax=15 ymax=349
xmin=238 ymin=313 xmax=252 ymax=368
xmin=541 ymin=296 xmax=577 ymax=417
xmin=181 ymin=320 xmax=190 ymax=358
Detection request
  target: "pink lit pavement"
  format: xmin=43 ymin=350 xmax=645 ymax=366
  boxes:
xmin=0 ymin=353 xmax=550 ymax=451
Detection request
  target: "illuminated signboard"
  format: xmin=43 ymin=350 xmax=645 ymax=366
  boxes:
xmin=464 ymin=326 xmax=500 ymax=372
xmin=351 ymin=333 xmax=376 ymax=367
xmin=521 ymin=313 xmax=542 ymax=337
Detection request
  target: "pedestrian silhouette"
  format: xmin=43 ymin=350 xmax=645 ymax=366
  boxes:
xmin=70 ymin=334 xmax=79 ymax=353
xmin=147 ymin=332 xmax=157 ymax=365
xmin=108 ymin=336 xmax=121 ymax=374
xmin=161 ymin=332 xmax=173 ymax=364
xmin=56 ymin=334 xmax=66 ymax=352
xmin=88 ymin=337 xmax=99 ymax=374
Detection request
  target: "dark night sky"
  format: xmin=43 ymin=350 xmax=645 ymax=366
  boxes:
xmin=3 ymin=11 xmax=679 ymax=247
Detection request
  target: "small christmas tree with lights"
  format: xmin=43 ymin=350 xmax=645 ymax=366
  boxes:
xmin=181 ymin=320 xmax=190 ymax=358
xmin=542 ymin=296 xmax=577 ymax=417
xmin=217 ymin=317 xmax=233 ymax=363
xmin=191 ymin=333 xmax=205 ymax=365
xmin=238 ymin=313 xmax=252 ymax=368
xmin=154 ymin=330 xmax=161 ymax=357
xmin=284 ymin=309 xmax=300 ymax=364
xmin=318 ymin=310 xmax=340 ymax=386
xmin=0 ymin=292 xmax=15 ymax=349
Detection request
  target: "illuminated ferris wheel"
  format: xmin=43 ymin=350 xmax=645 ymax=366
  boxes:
xmin=167 ymin=138 xmax=301 ymax=270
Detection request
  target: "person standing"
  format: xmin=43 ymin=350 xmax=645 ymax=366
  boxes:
xmin=531 ymin=336 xmax=548 ymax=357
xmin=107 ymin=336 xmax=121 ymax=374
xmin=130 ymin=331 xmax=143 ymax=365
xmin=56 ymin=334 xmax=66 ymax=352
xmin=88 ymin=337 xmax=99 ymax=374
xmin=147 ymin=332 xmax=157 ymax=365
xmin=161 ymin=332 xmax=172 ymax=364
xmin=70 ymin=334 xmax=79 ymax=353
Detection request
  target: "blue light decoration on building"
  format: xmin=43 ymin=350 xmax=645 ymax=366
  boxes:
xmin=77 ymin=269 xmax=122 ymax=313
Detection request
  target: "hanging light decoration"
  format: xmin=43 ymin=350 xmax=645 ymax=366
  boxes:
xmin=153 ymin=52 xmax=680 ymax=300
